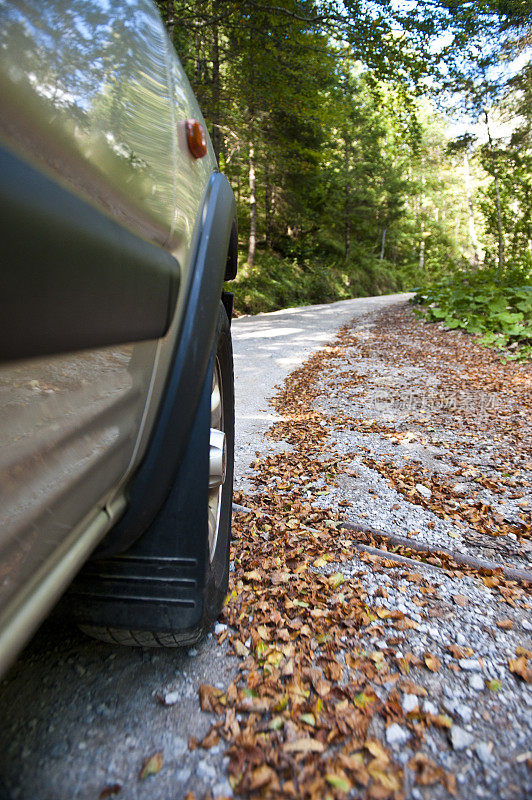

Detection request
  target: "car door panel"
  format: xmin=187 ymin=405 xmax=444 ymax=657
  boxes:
xmin=0 ymin=0 xmax=189 ymax=620
xmin=0 ymin=341 xmax=157 ymax=613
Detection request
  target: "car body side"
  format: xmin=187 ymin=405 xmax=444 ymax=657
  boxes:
xmin=0 ymin=0 xmax=235 ymax=674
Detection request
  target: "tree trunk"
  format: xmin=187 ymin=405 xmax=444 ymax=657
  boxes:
xmin=344 ymin=138 xmax=350 ymax=265
xmin=165 ymin=0 xmax=175 ymax=41
xmin=484 ymin=109 xmax=504 ymax=275
xmin=418 ymin=167 xmax=425 ymax=272
xmin=247 ymin=28 xmax=256 ymax=267
xmin=380 ymin=226 xmax=387 ymax=260
xmin=264 ymin=160 xmax=272 ymax=247
xmin=248 ymin=140 xmax=256 ymax=266
xmin=211 ymin=5 xmax=221 ymax=167
xmin=194 ymin=30 xmax=202 ymax=85
xmin=463 ymin=152 xmax=480 ymax=267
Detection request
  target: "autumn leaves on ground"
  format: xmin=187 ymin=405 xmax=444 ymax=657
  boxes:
xmin=191 ymin=305 xmax=531 ymax=800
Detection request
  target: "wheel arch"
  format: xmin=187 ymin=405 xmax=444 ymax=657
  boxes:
xmin=95 ymin=172 xmax=236 ymax=558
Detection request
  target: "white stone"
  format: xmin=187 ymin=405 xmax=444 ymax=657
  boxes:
xmin=451 ymin=725 xmax=475 ymax=751
xmin=423 ymin=700 xmax=438 ymax=716
xmin=386 ymin=723 xmax=410 ymax=747
xmin=522 ymin=620 xmax=532 ymax=632
xmin=416 ymin=483 xmax=432 ymax=499
xmin=214 ymin=622 xmax=227 ymax=635
xmin=402 ymin=694 xmax=419 ymax=714
xmin=469 ymin=674 xmax=485 ymax=691
xmin=213 ymin=779 xmax=233 ymax=798
xmin=196 ymin=761 xmax=217 ymax=781
xmin=162 ymin=691 xmax=180 ymax=706
xmin=459 ymin=659 xmax=482 ymax=671
xmin=455 ymin=703 xmax=473 ymax=724
xmin=475 ymin=742 xmax=494 ymax=764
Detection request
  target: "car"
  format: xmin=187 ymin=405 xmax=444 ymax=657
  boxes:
xmin=0 ymin=0 xmax=238 ymax=674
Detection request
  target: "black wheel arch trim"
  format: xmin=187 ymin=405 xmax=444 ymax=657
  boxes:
xmin=0 ymin=145 xmax=180 ymax=361
xmin=96 ymin=171 xmax=237 ymax=557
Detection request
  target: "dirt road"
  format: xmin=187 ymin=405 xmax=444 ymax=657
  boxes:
xmin=225 ymin=302 xmax=531 ymax=800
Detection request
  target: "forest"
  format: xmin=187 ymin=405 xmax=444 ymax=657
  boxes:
xmin=157 ymin=1 xmax=531 ymax=353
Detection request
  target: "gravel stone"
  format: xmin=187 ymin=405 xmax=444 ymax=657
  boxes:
xmin=451 ymin=726 xmax=475 ymax=751
xmin=213 ymin=778 xmax=233 ymax=797
xmin=386 ymin=723 xmax=410 ymax=747
xmin=475 ymin=742 xmax=494 ymax=765
xmin=423 ymin=700 xmax=438 ymax=716
xmin=402 ymin=694 xmax=419 ymax=714
xmin=469 ymin=674 xmax=485 ymax=691
xmin=456 ymin=704 xmax=473 ymax=724
xmin=196 ymin=760 xmax=217 ymax=781
xmin=459 ymin=659 xmax=482 ymax=671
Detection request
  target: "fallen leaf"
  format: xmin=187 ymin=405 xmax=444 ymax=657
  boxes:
xmin=99 ymin=785 xmax=122 ymax=799
xmin=395 ymin=617 xmax=419 ymax=630
xmin=509 ymin=656 xmax=532 ymax=682
xmin=246 ymin=765 xmax=278 ymax=792
xmin=496 ymin=619 xmax=513 ymax=630
xmin=283 ymin=738 xmax=325 ymax=754
xmin=452 ymin=594 xmax=467 ymax=607
xmin=200 ymin=728 xmax=220 ymax=749
xmin=325 ymin=773 xmax=352 ymax=793
xmin=408 ymin=753 xmax=442 ymax=786
xmin=139 ymin=751 xmax=163 ymax=780
xmin=199 ymin=684 xmax=223 ymax=712
xmin=430 ymin=714 xmax=452 ymax=728
xmin=424 ymin=653 xmax=441 ymax=672
xmin=365 ymin=739 xmax=389 ymax=762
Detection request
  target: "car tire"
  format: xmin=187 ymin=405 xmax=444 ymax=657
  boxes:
xmin=76 ymin=303 xmax=234 ymax=646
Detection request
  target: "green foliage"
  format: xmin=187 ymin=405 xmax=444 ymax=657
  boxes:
xmin=157 ymin=1 xmax=530 ymax=316
xmin=229 ymin=252 xmax=402 ymax=315
xmin=413 ymin=269 xmax=532 ymax=359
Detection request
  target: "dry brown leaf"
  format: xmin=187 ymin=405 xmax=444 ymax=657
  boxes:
xmin=99 ymin=785 xmax=121 ymax=799
xmin=395 ymin=617 xmax=419 ymax=630
xmin=424 ymin=653 xmax=441 ymax=672
xmin=408 ymin=752 xmax=442 ymax=785
xmin=496 ymin=619 xmax=514 ymax=630
xmin=452 ymin=594 xmax=467 ymax=607
xmin=283 ymin=737 xmax=325 ymax=754
xmin=246 ymin=765 xmax=278 ymax=792
xmin=508 ymin=656 xmax=532 ymax=682
xmin=200 ymin=728 xmax=220 ymax=749
xmin=199 ymin=684 xmax=223 ymax=712
xmin=365 ymin=738 xmax=389 ymax=762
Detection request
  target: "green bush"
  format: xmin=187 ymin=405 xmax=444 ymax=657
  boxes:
xmin=412 ymin=269 xmax=532 ymax=360
xmin=227 ymin=250 xmax=402 ymax=315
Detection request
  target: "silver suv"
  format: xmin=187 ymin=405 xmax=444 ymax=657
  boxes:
xmin=0 ymin=0 xmax=237 ymax=675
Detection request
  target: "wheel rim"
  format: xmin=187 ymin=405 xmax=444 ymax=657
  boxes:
xmin=208 ymin=356 xmax=226 ymax=561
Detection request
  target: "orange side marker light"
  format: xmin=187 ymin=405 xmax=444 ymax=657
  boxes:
xmin=185 ymin=119 xmax=207 ymax=159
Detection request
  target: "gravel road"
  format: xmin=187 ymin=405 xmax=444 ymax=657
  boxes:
xmin=0 ymin=294 xmax=410 ymax=800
